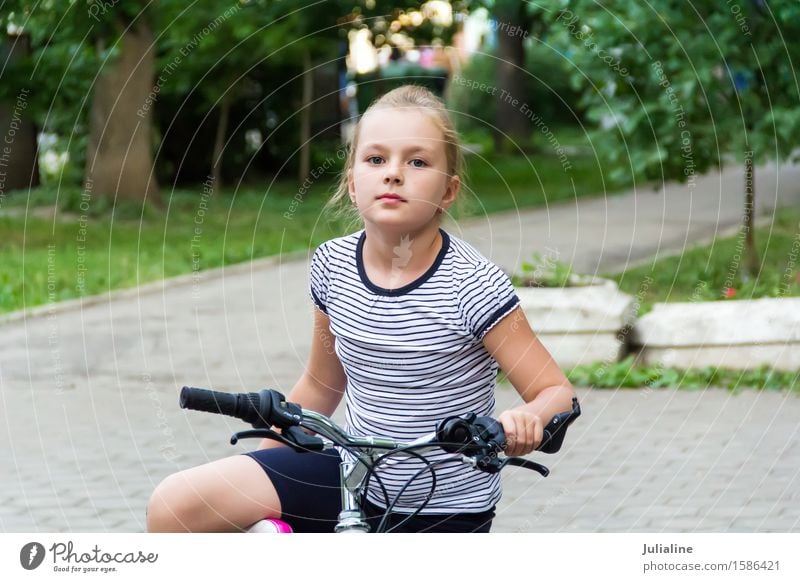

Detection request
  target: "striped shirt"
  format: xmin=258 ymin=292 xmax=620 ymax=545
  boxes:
xmin=309 ymin=228 xmax=520 ymax=513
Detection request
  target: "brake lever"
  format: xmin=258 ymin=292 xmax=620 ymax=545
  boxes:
xmin=230 ymin=428 xmax=283 ymax=445
xmin=230 ymin=426 xmax=325 ymax=452
xmin=502 ymin=456 xmax=550 ymax=477
xmin=469 ymin=454 xmax=550 ymax=476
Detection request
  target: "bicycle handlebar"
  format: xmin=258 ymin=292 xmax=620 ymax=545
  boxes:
xmin=179 ymin=386 xmax=580 ymax=531
xmin=180 ymin=386 xmax=580 ymax=461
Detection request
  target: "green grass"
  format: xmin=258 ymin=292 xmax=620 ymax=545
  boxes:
xmin=0 ymin=147 xmax=617 ymax=315
xmin=458 ymin=150 xmax=608 ymax=217
xmin=456 ymin=124 xmax=621 ymax=217
xmin=566 ymin=357 xmax=799 ymax=392
xmin=497 ymin=358 xmax=799 ymax=390
xmin=609 ymin=207 xmax=800 ymax=313
xmin=0 ymin=185 xmax=346 ymax=314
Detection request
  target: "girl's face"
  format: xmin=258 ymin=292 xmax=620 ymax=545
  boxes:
xmin=348 ymin=108 xmax=460 ymax=234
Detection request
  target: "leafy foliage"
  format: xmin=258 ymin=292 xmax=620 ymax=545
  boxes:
xmin=447 ymin=42 xmax=584 ymax=138
xmin=554 ymin=0 xmax=800 ymax=185
xmin=510 ymin=251 xmax=577 ymax=287
xmin=2 ymin=1 xmax=475 ymax=188
xmin=567 ymin=356 xmax=799 ymax=392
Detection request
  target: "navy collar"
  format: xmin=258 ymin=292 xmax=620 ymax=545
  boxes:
xmin=356 ymin=229 xmax=450 ymax=296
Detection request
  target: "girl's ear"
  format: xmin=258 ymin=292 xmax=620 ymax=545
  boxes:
xmin=347 ymin=169 xmax=356 ymax=202
xmin=441 ymin=174 xmax=461 ymax=210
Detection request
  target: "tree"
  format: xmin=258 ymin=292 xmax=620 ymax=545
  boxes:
xmin=0 ymin=32 xmax=40 ymax=195
xmin=1 ymin=1 xmax=160 ymax=202
xmin=457 ymin=1 xmax=551 ymax=151
xmin=1 ymin=1 xmax=352 ymax=197
xmin=157 ymin=0 xmax=349 ymax=188
xmin=557 ymin=0 xmax=800 ymax=279
xmin=85 ymin=10 xmax=159 ymax=203
xmin=488 ymin=0 xmax=547 ymax=152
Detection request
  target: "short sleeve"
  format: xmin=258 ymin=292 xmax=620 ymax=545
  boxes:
xmin=458 ymin=262 xmax=520 ymax=340
xmin=308 ymin=244 xmax=330 ymax=314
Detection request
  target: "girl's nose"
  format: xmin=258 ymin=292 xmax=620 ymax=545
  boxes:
xmin=383 ymin=164 xmax=403 ymax=184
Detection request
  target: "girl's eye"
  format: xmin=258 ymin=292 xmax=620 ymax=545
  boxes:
xmin=410 ymin=159 xmax=426 ymax=168
xmin=366 ymin=156 xmax=383 ymax=165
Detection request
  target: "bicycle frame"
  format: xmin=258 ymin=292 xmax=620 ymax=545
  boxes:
xmin=238 ymin=409 xmax=445 ymax=533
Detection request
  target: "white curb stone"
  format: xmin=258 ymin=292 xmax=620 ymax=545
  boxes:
xmin=631 ymin=298 xmax=800 ymax=371
xmin=517 ymin=279 xmax=636 ymax=368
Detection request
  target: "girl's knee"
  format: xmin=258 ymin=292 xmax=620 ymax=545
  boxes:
xmin=146 ymin=472 xmax=196 ymax=532
xmin=146 ymin=456 xmax=282 ymax=532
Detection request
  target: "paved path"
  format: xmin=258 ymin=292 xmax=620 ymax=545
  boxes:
xmin=1 ymin=162 xmax=798 ymax=533
xmin=454 ymin=158 xmax=800 ymax=275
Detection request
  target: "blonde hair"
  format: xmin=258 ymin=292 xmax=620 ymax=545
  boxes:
xmin=327 ymin=85 xmax=465 ymax=225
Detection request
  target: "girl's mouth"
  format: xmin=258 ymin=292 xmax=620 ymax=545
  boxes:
xmin=377 ymin=193 xmax=406 ymax=202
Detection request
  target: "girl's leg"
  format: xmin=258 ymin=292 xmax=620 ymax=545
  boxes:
xmin=146 ymin=447 xmax=343 ymax=533
xmin=146 ymin=454 xmax=280 ymax=532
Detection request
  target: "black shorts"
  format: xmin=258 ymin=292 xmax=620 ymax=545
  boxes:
xmin=244 ymin=447 xmax=495 ymax=533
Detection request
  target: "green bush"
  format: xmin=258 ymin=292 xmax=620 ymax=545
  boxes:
xmin=511 ymin=251 xmax=575 ymax=287
xmin=567 ymin=357 xmax=799 ymax=392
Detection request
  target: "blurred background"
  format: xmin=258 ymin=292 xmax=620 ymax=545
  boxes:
xmin=1 ymin=1 xmax=799 ymax=318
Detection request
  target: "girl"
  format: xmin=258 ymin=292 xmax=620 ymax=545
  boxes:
xmin=147 ymin=85 xmax=577 ymax=533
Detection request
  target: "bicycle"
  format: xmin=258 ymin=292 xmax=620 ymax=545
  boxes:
xmin=179 ymin=386 xmax=581 ymax=533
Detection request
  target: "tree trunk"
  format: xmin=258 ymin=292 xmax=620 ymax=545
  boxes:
xmin=743 ymin=154 xmax=760 ymax=278
xmin=298 ymin=49 xmax=313 ymax=184
xmin=85 ymin=21 xmax=159 ymax=202
xmin=211 ymin=94 xmax=231 ymax=194
xmin=0 ymin=33 xmax=40 ymax=195
xmin=493 ymin=1 xmax=527 ymax=153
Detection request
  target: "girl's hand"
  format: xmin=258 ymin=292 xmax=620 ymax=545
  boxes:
xmin=497 ymin=409 xmax=544 ymax=456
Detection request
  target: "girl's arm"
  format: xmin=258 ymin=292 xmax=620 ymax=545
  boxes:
xmin=258 ymin=309 xmax=348 ymax=450
xmin=482 ymin=305 xmax=577 ymax=457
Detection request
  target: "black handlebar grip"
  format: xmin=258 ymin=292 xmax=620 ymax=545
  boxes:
xmin=536 ymin=397 xmax=581 ymax=454
xmin=180 ymin=387 xmax=236 ymax=415
xmin=180 ymin=387 xmax=263 ymax=425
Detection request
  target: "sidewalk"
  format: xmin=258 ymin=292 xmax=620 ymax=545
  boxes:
xmin=1 ymin=162 xmax=798 ymax=533
xmin=453 ymin=158 xmax=800 ymax=275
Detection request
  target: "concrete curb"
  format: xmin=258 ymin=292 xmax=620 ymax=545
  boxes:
xmin=631 ymin=297 xmax=800 ymax=371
